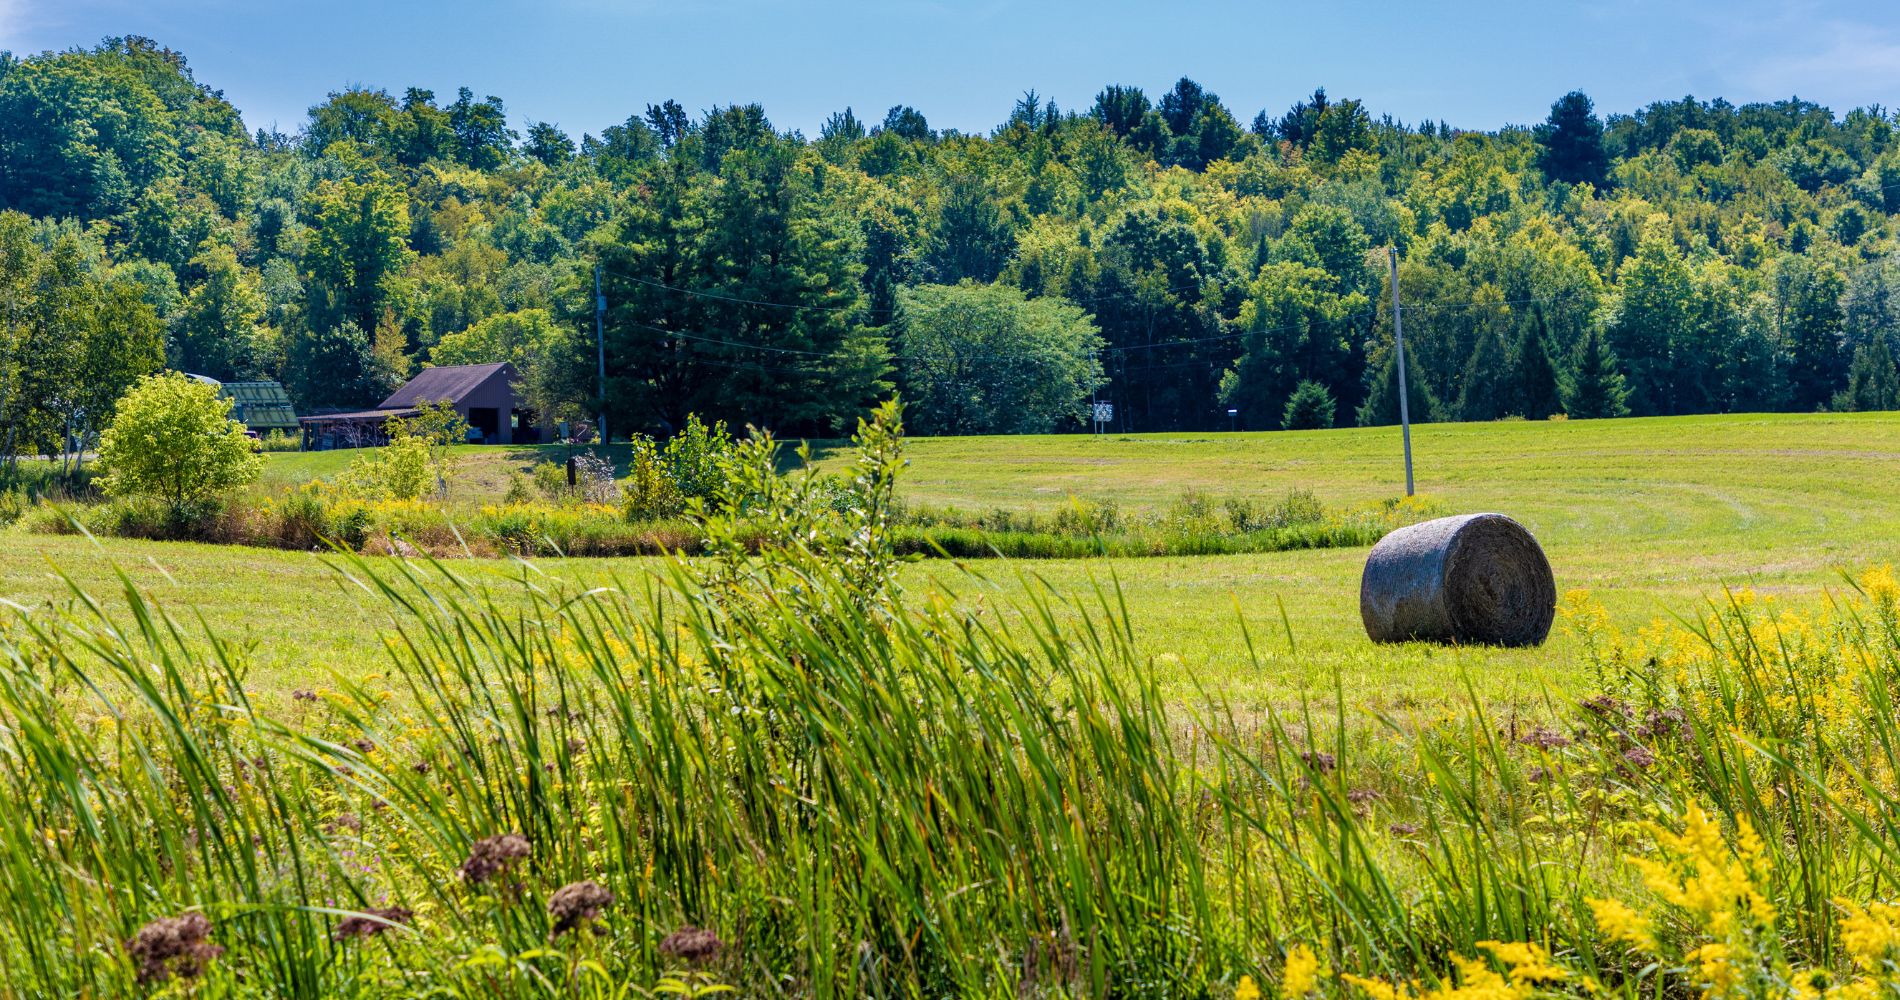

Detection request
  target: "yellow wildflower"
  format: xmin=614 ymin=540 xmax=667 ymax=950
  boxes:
xmin=1835 ymin=897 xmax=1900 ymax=972
xmin=1477 ymin=941 xmax=1566 ymax=985
xmin=1685 ymin=943 xmax=1741 ymax=999
xmin=1340 ymin=974 xmax=1411 ymax=1000
xmin=1585 ymin=897 xmax=1654 ymax=951
xmin=1235 ymin=975 xmax=1262 ymax=1000
xmin=1282 ymin=944 xmax=1321 ymax=998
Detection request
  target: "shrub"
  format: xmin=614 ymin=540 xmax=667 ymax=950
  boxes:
xmin=1052 ymin=494 xmax=1119 ymax=536
xmin=336 ymin=435 xmax=434 ymax=501
xmin=97 ymin=372 xmax=263 ymax=518
xmin=530 ymin=460 xmax=570 ymax=501
xmin=257 ymin=430 xmax=301 ymax=453
xmin=0 ymin=488 xmax=26 ymax=527
xmin=1282 ymin=379 xmax=1337 ymax=430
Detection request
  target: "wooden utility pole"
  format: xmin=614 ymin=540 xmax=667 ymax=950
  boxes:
xmin=594 ymin=263 xmax=608 ymax=444
xmin=1387 ymin=246 xmax=1415 ymax=497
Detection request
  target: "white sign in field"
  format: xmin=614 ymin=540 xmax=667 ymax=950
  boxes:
xmin=1091 ymin=401 xmax=1114 ymax=425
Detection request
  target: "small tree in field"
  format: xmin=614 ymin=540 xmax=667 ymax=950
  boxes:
xmin=98 ymin=372 xmax=263 ymax=515
xmin=1281 ymin=380 xmax=1337 ymax=430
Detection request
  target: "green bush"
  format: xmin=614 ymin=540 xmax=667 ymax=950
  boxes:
xmin=1282 ymin=379 xmax=1337 ymax=430
xmin=257 ymin=430 xmax=301 ymax=452
xmin=97 ymin=372 xmax=263 ymax=518
xmin=337 ymin=436 xmax=434 ymax=501
xmin=530 ymin=460 xmax=570 ymax=500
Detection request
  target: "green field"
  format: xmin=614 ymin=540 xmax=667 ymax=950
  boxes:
xmin=8 ymin=410 xmax=1899 ymax=708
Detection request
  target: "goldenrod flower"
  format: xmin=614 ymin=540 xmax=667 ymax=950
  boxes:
xmin=1235 ymin=974 xmax=1262 ymax=1000
xmin=1477 ymin=941 xmax=1566 ymax=985
xmin=1282 ymin=944 xmax=1321 ymax=998
xmin=1585 ymin=897 xmax=1654 ymax=951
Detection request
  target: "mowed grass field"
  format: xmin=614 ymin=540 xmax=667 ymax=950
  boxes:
xmin=6 ymin=410 xmax=1899 ymax=710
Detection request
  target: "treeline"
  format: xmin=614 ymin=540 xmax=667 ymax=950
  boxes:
xmin=4 ymin=36 xmax=1900 ymax=458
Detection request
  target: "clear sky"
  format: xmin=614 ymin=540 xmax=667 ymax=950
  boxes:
xmin=4 ymin=0 xmax=1900 ymax=139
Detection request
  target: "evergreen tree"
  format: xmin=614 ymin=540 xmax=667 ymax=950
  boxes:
xmin=1281 ymin=380 xmax=1336 ymax=430
xmin=1512 ymin=311 xmax=1565 ymax=419
xmin=1534 ymin=91 xmax=1610 ymax=187
xmin=1455 ymin=325 xmax=1513 ymax=421
xmin=1833 ymin=336 xmax=1900 ymax=412
xmin=1356 ymin=343 xmax=1437 ymax=427
xmin=1565 ymin=327 xmax=1630 ymax=419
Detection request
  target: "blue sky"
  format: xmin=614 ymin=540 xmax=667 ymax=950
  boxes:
xmin=5 ymin=0 xmax=1900 ymax=139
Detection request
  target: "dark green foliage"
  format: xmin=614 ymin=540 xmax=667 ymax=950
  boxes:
xmin=896 ymin=282 xmax=1105 ymax=435
xmin=1565 ymin=327 xmax=1631 ymax=419
xmin=285 ymin=320 xmax=394 ymax=410
xmin=1834 ymin=336 xmax=1900 ymax=411
xmin=1356 ymin=343 xmax=1438 ymax=427
xmin=1455 ymin=325 xmax=1513 ymax=421
xmin=1535 ymin=91 xmax=1610 ymax=187
xmin=1512 ymin=312 xmax=1566 ymax=419
xmin=1281 ymin=379 xmax=1336 ymax=429
xmin=4 ymin=39 xmax=1900 ymax=459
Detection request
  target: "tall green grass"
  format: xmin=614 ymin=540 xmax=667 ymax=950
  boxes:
xmin=1 ymin=407 xmax=1898 ymax=995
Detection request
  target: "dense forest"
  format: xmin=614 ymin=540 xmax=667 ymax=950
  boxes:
xmin=5 ymin=36 xmax=1900 ymax=459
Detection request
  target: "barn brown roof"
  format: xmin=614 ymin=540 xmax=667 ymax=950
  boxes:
xmin=379 ymin=363 xmax=515 ymax=409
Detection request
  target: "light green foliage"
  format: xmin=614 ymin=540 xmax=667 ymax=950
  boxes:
xmin=621 ymin=415 xmax=736 ymax=521
xmin=336 ymin=434 xmax=433 ymax=501
xmin=97 ymin=371 xmax=262 ymax=513
xmin=334 ymin=402 xmax=466 ymax=501
xmin=895 ymin=281 xmax=1105 ymax=435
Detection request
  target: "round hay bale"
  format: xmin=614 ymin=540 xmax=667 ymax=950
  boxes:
xmin=1359 ymin=513 xmax=1555 ymax=647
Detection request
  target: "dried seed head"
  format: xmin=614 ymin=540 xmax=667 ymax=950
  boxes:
xmin=547 ymin=880 xmax=614 ymax=937
xmin=459 ymin=833 xmax=531 ymax=886
xmin=1298 ymin=750 xmax=1336 ymax=774
xmin=333 ymin=906 xmax=412 ymax=941
xmin=659 ymin=925 xmax=722 ymax=964
xmin=127 ymin=912 xmax=223 ymax=986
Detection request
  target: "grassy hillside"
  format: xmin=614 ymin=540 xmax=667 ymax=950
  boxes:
xmin=10 ymin=411 xmax=1900 ymax=707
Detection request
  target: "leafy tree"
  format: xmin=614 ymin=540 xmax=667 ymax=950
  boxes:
xmin=1281 ymin=379 xmax=1336 ymax=430
xmin=0 ymin=49 xmax=179 ymax=218
xmin=1535 ymin=91 xmax=1610 ymax=187
xmin=1088 ymin=207 xmax=1232 ymax=431
xmin=1778 ymin=254 xmax=1848 ymax=410
xmin=98 ymin=371 xmax=262 ymax=515
xmin=447 ymin=87 xmax=513 ymax=169
xmin=1565 ymin=327 xmax=1631 ymax=418
xmin=174 ymin=245 xmax=268 ymax=380
xmin=301 ymin=176 xmax=413 ymax=335
xmin=896 ymin=282 xmax=1104 ymax=435
xmin=1608 ymin=218 xmax=1692 ymax=414
xmin=1311 ymin=98 xmax=1374 ymax=164
xmin=523 ymin=122 xmax=575 ymax=167
xmin=1221 ymin=261 xmax=1364 ymax=426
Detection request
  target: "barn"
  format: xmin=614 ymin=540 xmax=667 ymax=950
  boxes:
xmin=298 ymin=363 xmax=538 ymax=451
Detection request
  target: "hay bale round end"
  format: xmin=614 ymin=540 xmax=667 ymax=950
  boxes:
xmin=1359 ymin=513 xmax=1555 ymax=647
